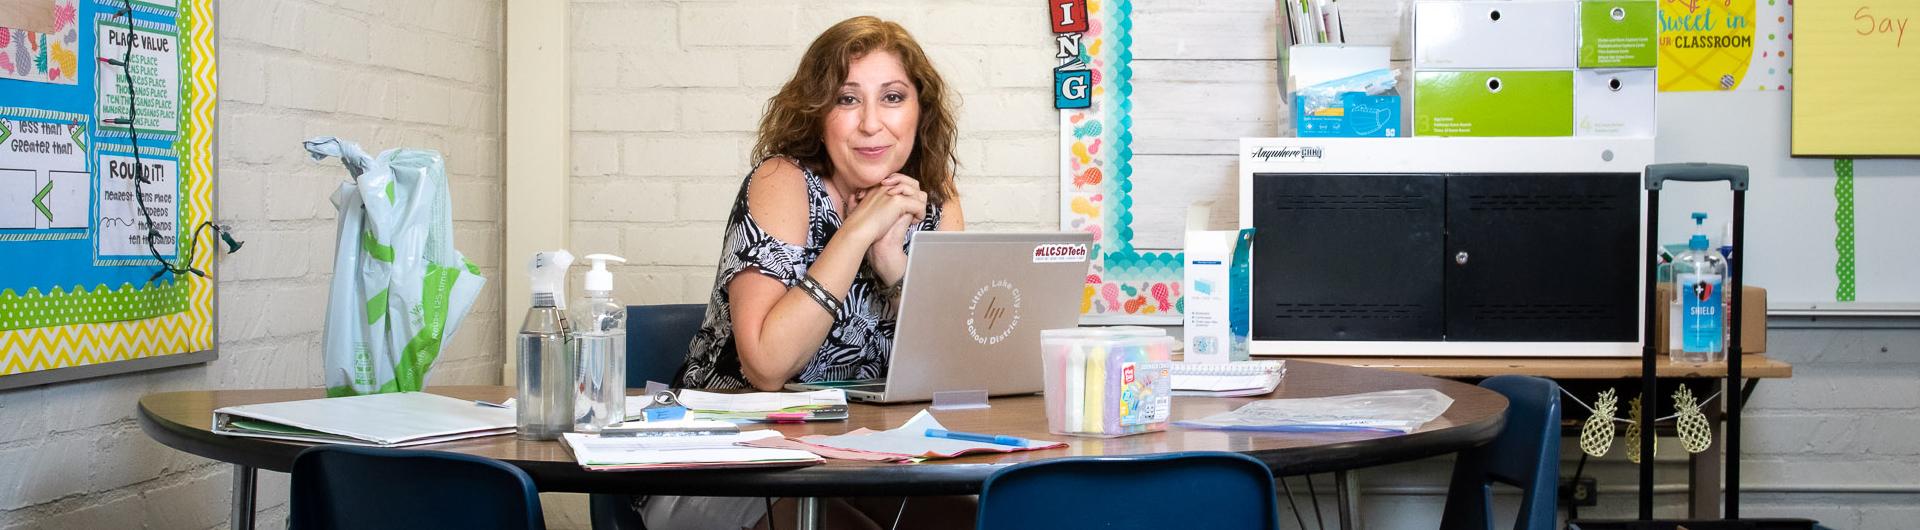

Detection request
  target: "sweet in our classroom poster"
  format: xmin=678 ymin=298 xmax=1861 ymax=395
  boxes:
xmin=0 ymin=0 xmax=216 ymax=385
xmin=1657 ymin=0 xmax=1794 ymax=91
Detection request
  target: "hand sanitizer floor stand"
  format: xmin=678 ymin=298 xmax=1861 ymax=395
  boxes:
xmin=1568 ymin=164 xmax=1815 ymax=530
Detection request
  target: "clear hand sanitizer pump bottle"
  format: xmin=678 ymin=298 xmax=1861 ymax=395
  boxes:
xmin=517 ymin=250 xmax=574 ymax=440
xmin=571 ymin=254 xmax=628 ymax=433
xmin=1675 ymin=213 xmax=1727 ymax=363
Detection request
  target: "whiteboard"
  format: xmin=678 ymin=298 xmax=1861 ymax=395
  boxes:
xmin=1655 ymin=91 xmax=1920 ymax=313
xmin=1113 ymin=0 xmax=1920 ymax=314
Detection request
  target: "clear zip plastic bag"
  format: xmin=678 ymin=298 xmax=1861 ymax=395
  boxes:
xmin=1175 ymin=388 xmax=1454 ymax=434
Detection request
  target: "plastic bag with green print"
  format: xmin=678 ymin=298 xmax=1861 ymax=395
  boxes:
xmin=305 ymin=137 xmax=487 ymax=397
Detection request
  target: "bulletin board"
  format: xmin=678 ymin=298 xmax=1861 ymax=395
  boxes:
xmin=1047 ymin=0 xmax=1920 ymax=315
xmin=1789 ymin=1 xmax=1920 ymax=157
xmin=1649 ymin=0 xmax=1920 ymax=312
xmin=1054 ymin=0 xmax=1187 ymax=324
xmin=0 ymin=0 xmax=217 ymax=389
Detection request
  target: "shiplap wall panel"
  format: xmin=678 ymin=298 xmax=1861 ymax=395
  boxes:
xmin=1130 ymin=60 xmax=1280 ymax=156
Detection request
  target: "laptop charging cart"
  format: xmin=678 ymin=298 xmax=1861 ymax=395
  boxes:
xmin=1237 ymin=137 xmax=1652 ymax=357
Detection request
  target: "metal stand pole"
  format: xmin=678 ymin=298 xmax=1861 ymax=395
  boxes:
xmin=795 ymin=496 xmax=822 ymax=530
xmin=1335 ymin=470 xmax=1361 ymax=530
xmin=231 ymin=464 xmax=257 ymax=530
xmin=1639 ymin=188 xmax=1661 ymax=520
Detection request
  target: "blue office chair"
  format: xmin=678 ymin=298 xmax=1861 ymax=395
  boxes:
xmin=290 ymin=445 xmax=544 ymax=530
xmin=623 ymin=303 xmax=706 ymax=388
xmin=976 ymin=452 xmax=1282 ymax=530
xmin=589 ymin=303 xmax=708 ymax=530
xmin=1441 ymin=375 xmax=1562 ymax=530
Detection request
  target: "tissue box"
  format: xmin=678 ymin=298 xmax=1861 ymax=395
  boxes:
xmin=1415 ymin=70 xmax=1574 ymax=136
xmin=1414 ymin=0 xmax=1578 ymax=69
xmin=1579 ymin=0 xmax=1657 ymax=68
xmin=1575 ymin=69 xmax=1656 ymax=137
xmin=1040 ymin=329 xmax=1174 ymax=438
xmin=1654 ymin=284 xmax=1768 ymax=354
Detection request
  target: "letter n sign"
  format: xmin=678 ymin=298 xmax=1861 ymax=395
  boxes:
xmin=1050 ymin=0 xmax=1088 ymax=33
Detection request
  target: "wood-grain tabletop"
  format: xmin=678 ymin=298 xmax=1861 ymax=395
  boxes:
xmin=138 ymin=360 xmax=1507 ymax=497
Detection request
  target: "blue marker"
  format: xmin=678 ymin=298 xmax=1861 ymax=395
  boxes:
xmin=925 ymin=429 xmax=1028 ymax=447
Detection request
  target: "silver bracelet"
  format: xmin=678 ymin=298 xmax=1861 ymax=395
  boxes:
xmin=797 ymin=273 xmax=844 ymax=317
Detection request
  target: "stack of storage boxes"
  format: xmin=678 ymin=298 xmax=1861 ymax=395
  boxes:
xmin=1412 ymin=0 xmax=1657 ymax=137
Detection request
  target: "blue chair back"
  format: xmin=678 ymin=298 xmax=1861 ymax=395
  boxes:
xmin=1441 ymin=375 xmax=1562 ymax=530
xmin=976 ymin=452 xmax=1282 ymax=530
xmin=624 ymin=303 xmax=706 ymax=387
xmin=291 ymin=445 xmax=544 ymax=530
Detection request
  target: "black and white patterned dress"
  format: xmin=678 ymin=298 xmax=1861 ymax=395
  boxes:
xmin=676 ymin=158 xmax=941 ymax=389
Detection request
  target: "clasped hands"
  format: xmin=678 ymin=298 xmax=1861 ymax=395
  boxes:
xmin=843 ymin=173 xmax=928 ymax=289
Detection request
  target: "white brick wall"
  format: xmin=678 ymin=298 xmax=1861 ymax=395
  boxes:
xmin=563 ymin=2 xmax=1920 ymax=529
xmin=569 ymin=0 xmax=1060 ymax=310
xmin=0 ymin=0 xmax=505 ymax=528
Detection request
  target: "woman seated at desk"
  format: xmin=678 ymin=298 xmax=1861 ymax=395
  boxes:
xmin=641 ymin=16 xmax=972 ymax=530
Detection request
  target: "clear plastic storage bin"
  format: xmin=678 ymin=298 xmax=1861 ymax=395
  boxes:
xmin=1040 ymin=328 xmax=1175 ymax=438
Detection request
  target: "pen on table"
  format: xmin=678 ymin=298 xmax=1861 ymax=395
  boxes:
xmin=474 ymin=400 xmax=509 ymax=409
xmin=925 ymin=429 xmax=1028 ymax=447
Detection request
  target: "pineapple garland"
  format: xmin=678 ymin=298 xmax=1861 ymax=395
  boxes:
xmin=1579 ymin=389 xmax=1617 ymax=457
xmin=1624 ymin=396 xmax=1654 ymax=463
xmin=1579 ymin=385 xmax=1716 ymax=462
xmin=1674 ymin=385 xmax=1714 ymax=454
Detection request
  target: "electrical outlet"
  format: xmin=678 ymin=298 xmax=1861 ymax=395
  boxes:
xmin=1559 ymin=477 xmax=1599 ymax=507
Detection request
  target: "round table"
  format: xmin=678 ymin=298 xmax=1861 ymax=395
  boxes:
xmin=139 ymin=361 xmax=1506 ymax=528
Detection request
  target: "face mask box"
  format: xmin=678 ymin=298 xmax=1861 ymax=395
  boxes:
xmin=1286 ymin=45 xmax=1401 ymax=138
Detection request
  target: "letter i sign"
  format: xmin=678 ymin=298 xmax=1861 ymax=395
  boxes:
xmin=1051 ymin=0 xmax=1088 ymax=33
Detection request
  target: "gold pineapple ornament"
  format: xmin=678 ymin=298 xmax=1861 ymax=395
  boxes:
xmin=1625 ymin=395 xmax=1655 ymax=463
xmin=1674 ymin=385 xmax=1714 ymax=454
xmin=1580 ymin=389 xmax=1617 ymax=457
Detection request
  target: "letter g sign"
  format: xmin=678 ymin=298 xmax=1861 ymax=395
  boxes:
xmin=1054 ymin=69 xmax=1091 ymax=109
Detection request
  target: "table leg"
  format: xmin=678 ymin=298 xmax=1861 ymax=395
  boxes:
xmin=795 ymin=496 xmax=821 ymax=530
xmin=1335 ymin=471 xmax=1360 ymax=530
xmin=231 ymin=464 xmax=257 ymax=530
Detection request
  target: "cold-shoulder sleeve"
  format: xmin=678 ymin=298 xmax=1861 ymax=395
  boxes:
xmin=718 ymin=213 xmax=809 ymax=287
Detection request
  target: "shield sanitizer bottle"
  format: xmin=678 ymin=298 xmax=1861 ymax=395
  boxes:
xmin=571 ymin=254 xmax=628 ymax=433
xmin=1675 ymin=213 xmax=1726 ymax=363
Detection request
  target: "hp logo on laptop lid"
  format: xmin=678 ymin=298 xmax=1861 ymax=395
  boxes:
xmin=966 ymin=279 xmax=1022 ymax=345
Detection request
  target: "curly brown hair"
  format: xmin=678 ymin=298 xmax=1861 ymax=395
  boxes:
xmin=751 ymin=16 xmax=959 ymax=206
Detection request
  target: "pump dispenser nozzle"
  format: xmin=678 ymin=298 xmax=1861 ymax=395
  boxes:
xmin=1688 ymin=212 xmax=1711 ymax=251
xmin=582 ymin=254 xmax=627 ymax=293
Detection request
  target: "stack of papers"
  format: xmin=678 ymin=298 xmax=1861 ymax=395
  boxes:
xmin=1172 ymin=360 xmax=1286 ymax=397
xmin=668 ymin=389 xmax=849 ymax=422
xmin=212 ymin=392 xmax=515 ymax=447
xmin=795 ymin=410 xmax=1066 ymax=460
xmin=560 ymin=430 xmax=823 ymax=471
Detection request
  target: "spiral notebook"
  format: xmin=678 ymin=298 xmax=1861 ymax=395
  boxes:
xmin=1172 ymin=360 xmax=1286 ymax=397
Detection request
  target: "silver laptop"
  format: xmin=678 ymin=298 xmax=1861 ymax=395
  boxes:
xmin=787 ymin=231 xmax=1094 ymax=403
